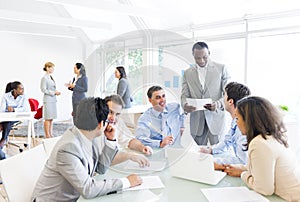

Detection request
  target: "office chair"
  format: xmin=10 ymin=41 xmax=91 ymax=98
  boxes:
xmin=42 ymin=135 xmax=61 ymax=158
xmin=28 ymin=98 xmax=43 ymax=140
xmin=0 ymin=144 xmax=47 ymax=202
xmin=28 ymin=98 xmax=39 ymax=112
xmin=7 ymin=97 xmax=42 ymax=151
xmin=6 ymin=121 xmax=25 ymax=152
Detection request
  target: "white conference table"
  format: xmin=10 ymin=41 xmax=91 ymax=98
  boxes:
xmin=78 ymin=148 xmax=285 ymax=202
xmin=78 ymin=116 xmax=285 ymax=202
xmin=0 ymin=112 xmax=35 ymax=149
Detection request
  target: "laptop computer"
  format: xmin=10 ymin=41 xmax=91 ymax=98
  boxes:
xmin=166 ymin=147 xmax=226 ymax=185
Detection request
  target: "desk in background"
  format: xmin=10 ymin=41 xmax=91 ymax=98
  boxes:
xmin=120 ymin=105 xmax=149 ymax=130
xmin=0 ymin=112 xmax=35 ymax=149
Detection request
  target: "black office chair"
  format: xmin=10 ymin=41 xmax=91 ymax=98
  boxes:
xmin=7 ymin=121 xmax=26 ymax=152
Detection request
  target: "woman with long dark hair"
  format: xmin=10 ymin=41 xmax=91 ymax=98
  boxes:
xmin=115 ymin=66 xmax=132 ymax=108
xmin=225 ymin=96 xmax=300 ymax=201
xmin=65 ymin=63 xmax=88 ymax=124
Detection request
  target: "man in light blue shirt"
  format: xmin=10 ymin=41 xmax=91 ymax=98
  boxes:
xmin=135 ymin=86 xmax=185 ymax=148
xmin=0 ymin=81 xmax=30 ymax=159
xmin=200 ymin=82 xmax=251 ymax=168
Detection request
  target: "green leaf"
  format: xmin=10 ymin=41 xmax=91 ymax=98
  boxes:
xmin=279 ymin=105 xmax=289 ymax=111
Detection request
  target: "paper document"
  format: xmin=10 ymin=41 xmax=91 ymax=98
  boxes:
xmin=131 ymin=189 xmax=160 ymax=202
xmin=124 ymin=160 xmax=166 ymax=171
xmin=186 ymin=98 xmax=212 ymax=110
xmin=201 ymin=187 xmax=269 ymax=202
xmin=126 ymin=176 xmax=165 ymax=191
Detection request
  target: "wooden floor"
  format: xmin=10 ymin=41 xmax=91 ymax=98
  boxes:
xmin=0 ymin=136 xmax=44 ymax=202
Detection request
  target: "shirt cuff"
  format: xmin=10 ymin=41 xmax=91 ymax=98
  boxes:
xmin=211 ymin=145 xmax=220 ymax=154
xmin=217 ymin=100 xmax=224 ymax=111
xmin=155 ymin=140 xmax=161 ymax=148
xmin=105 ymin=138 xmax=118 ymax=150
xmin=241 ymin=170 xmax=248 ymax=182
xmin=120 ymin=177 xmax=131 ymax=190
xmin=211 ymin=148 xmax=217 ymax=155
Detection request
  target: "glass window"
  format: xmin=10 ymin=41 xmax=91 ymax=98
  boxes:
xmin=247 ymin=32 xmax=300 ymax=111
xmin=207 ymin=39 xmax=245 ymax=83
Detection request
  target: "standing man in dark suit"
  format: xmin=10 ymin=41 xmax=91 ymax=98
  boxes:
xmin=181 ymin=42 xmax=230 ymax=145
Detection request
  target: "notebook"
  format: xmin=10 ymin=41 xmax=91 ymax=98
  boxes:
xmin=166 ymin=147 xmax=226 ymax=185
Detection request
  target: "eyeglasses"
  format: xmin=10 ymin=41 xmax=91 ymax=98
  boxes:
xmin=105 ymin=120 xmax=116 ymax=125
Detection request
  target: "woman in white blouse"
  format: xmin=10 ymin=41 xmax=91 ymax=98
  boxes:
xmin=225 ymin=96 xmax=300 ymax=202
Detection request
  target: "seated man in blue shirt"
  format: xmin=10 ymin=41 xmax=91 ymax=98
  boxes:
xmin=199 ymin=82 xmax=251 ymax=169
xmin=135 ymin=86 xmax=185 ymax=148
xmin=0 ymin=81 xmax=30 ymax=159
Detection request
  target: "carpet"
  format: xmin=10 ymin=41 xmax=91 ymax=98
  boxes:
xmin=11 ymin=120 xmax=73 ymax=137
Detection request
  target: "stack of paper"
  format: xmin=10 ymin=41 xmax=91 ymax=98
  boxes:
xmin=201 ymin=187 xmax=269 ymax=202
xmin=126 ymin=176 xmax=165 ymax=191
xmin=186 ymin=98 xmax=212 ymax=110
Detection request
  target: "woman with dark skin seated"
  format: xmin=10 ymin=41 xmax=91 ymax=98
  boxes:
xmin=0 ymin=81 xmax=30 ymax=158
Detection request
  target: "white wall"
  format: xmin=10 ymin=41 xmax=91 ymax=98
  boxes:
xmin=0 ymin=32 xmax=83 ymax=121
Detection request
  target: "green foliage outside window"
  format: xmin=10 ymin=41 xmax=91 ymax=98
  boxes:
xmin=128 ymin=48 xmax=143 ymax=105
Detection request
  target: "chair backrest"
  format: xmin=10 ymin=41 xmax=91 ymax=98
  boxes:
xmin=28 ymin=98 xmax=39 ymax=112
xmin=34 ymin=106 xmax=43 ymax=119
xmin=42 ymin=136 xmax=62 ymax=158
xmin=28 ymin=98 xmax=43 ymax=120
xmin=0 ymin=145 xmax=47 ymax=202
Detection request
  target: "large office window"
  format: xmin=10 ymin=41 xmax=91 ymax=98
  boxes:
xmin=207 ymin=39 xmax=245 ymax=83
xmin=95 ymin=13 xmax=300 ymax=116
xmin=104 ymin=49 xmax=125 ymax=95
xmin=247 ymin=32 xmax=300 ymax=111
xmin=127 ymin=48 xmax=143 ymax=104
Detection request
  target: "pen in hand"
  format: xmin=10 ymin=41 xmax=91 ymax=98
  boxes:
xmin=147 ymin=122 xmax=174 ymax=148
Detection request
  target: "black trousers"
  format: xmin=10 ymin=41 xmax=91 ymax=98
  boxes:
xmin=0 ymin=121 xmax=16 ymax=142
xmin=0 ymin=121 xmax=17 ymax=160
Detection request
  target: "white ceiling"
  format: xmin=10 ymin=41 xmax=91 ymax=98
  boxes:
xmin=1 ymin=0 xmax=300 ymax=43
